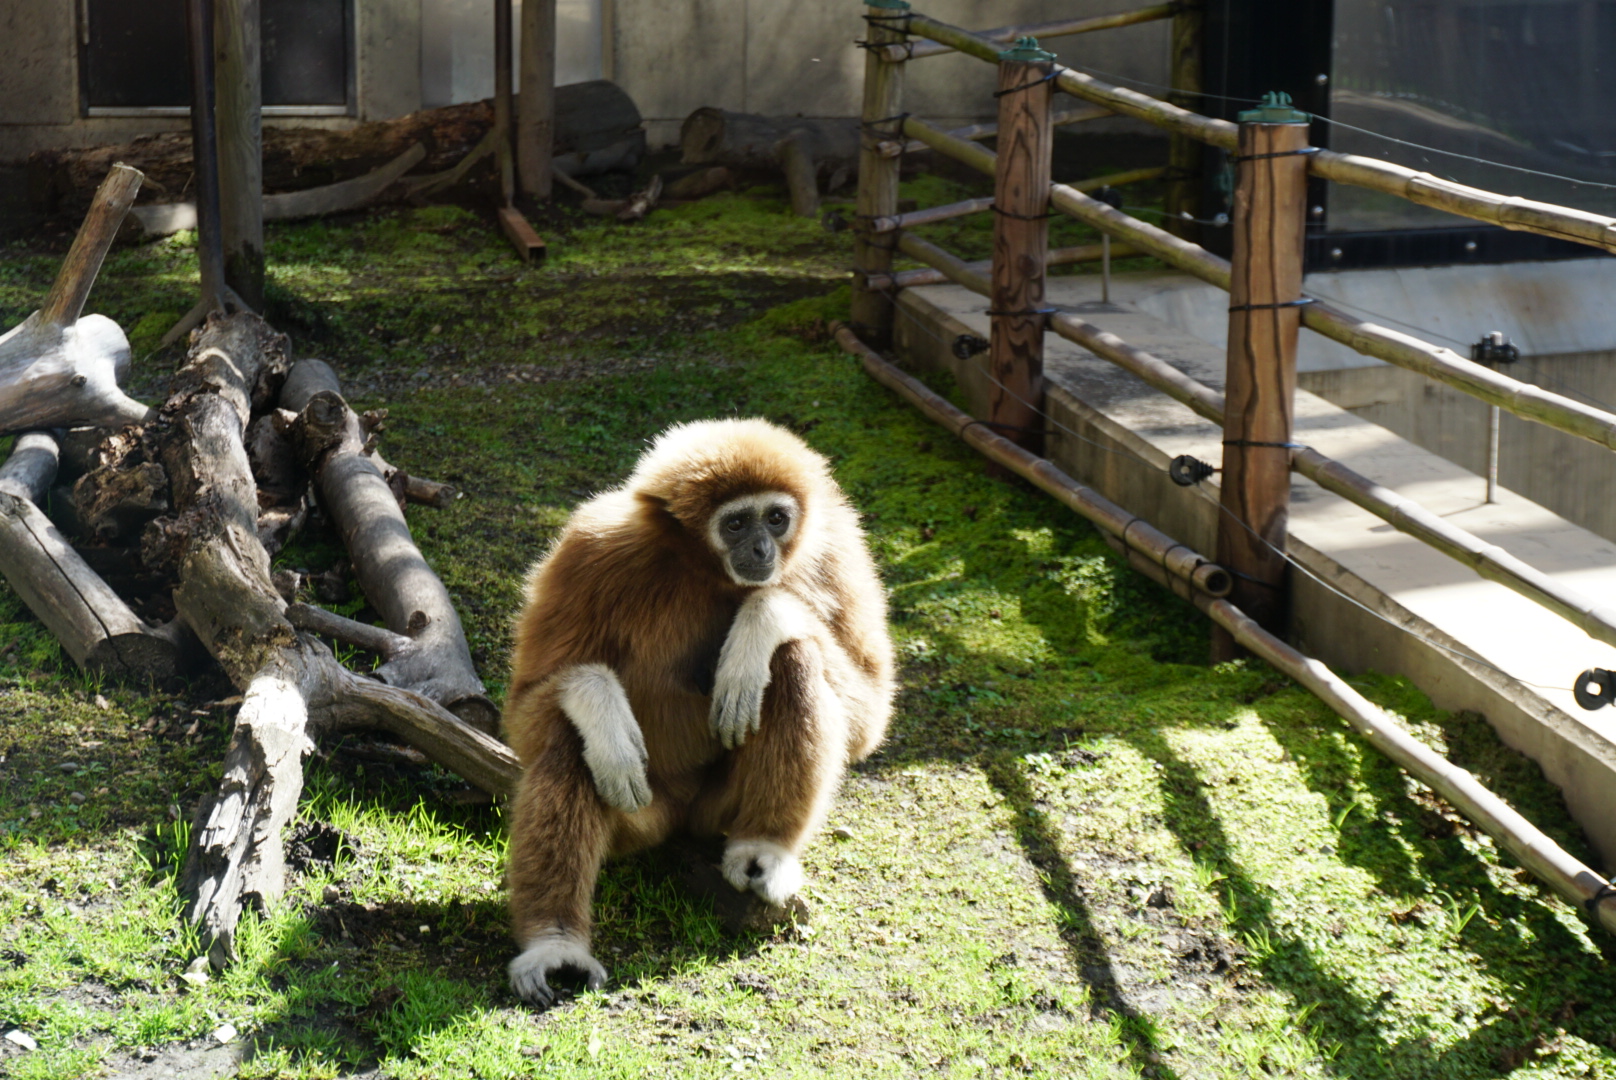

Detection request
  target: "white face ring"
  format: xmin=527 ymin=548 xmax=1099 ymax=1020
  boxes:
xmin=706 ymin=491 xmax=800 ymax=555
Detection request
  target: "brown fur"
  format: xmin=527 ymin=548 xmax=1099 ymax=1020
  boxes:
xmin=503 ymin=419 xmax=895 ymax=987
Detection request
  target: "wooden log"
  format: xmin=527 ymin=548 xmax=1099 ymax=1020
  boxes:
xmin=286 ymin=601 xmax=412 ymax=658
xmin=215 ymin=0 xmax=265 ymax=311
xmin=777 ymin=133 xmax=820 ymax=218
xmin=885 ymin=3 xmax=1179 ymax=62
xmin=1164 ymin=1 xmax=1204 ymax=241
xmin=1213 ymin=110 xmax=1310 ymax=658
xmin=681 ymin=109 xmax=860 ymax=174
xmin=280 ymin=359 xmax=498 ymax=734
xmin=0 ymin=432 xmax=185 ymax=677
xmin=987 ymin=42 xmax=1057 ymax=456
xmin=613 ymin=174 xmax=663 ymax=223
xmin=161 ymin=314 xmax=515 ymax=965
xmin=1 ymin=165 xmax=152 ymax=436
xmin=851 ymin=8 xmax=908 ymax=347
xmin=518 ymin=0 xmax=557 ymax=199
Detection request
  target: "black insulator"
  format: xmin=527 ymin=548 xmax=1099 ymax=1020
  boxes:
xmin=952 ymin=334 xmax=990 ymax=360
xmin=1168 ymin=454 xmax=1217 ymax=487
xmin=1574 ymin=668 xmax=1616 ymax=711
xmin=1470 ymin=330 xmax=1520 ymax=365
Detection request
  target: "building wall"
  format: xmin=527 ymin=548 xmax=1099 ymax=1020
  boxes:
xmin=2 ymin=0 xmax=1174 ymax=162
xmin=0 ymin=0 xmax=422 ymax=162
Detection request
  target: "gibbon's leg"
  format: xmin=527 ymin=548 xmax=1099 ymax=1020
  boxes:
xmin=556 ymin=664 xmax=651 ymax=813
xmin=710 ymin=587 xmax=818 ymax=749
xmin=506 ymin=712 xmax=612 ymax=1006
xmin=699 ymin=638 xmax=848 ymax=906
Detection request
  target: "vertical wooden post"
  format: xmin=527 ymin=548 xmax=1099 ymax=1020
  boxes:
xmin=215 ymin=0 xmax=264 ymax=311
xmin=987 ymin=37 xmax=1056 ymax=456
xmin=494 ymin=0 xmax=515 ymax=205
xmin=850 ymin=0 xmax=909 ymax=347
xmin=1213 ymin=93 xmax=1310 ymax=660
xmin=1164 ymin=2 xmax=1203 ymax=241
xmin=184 ymin=0 xmax=227 ymax=310
xmin=518 ymin=0 xmax=556 ymax=199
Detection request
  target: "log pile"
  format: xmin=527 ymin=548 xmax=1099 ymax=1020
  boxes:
xmin=1 ymin=166 xmax=517 ymax=965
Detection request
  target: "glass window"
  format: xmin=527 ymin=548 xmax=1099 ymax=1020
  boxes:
xmin=1329 ymin=0 xmax=1616 ymax=231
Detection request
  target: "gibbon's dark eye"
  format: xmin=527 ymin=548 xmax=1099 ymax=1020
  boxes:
xmin=724 ymin=516 xmax=746 ymax=533
xmin=767 ymin=509 xmax=789 ymax=529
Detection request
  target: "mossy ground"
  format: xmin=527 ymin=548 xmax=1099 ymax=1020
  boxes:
xmin=0 ymin=173 xmax=1614 ymax=1079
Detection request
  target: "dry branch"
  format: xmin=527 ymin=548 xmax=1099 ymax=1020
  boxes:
xmin=1 ymin=165 xmax=152 ymax=436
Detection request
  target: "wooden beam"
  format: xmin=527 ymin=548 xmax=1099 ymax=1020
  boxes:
xmin=1164 ymin=1 xmax=1204 ymax=241
xmin=518 ymin=0 xmax=556 ymax=199
xmin=850 ymin=3 xmax=909 ymax=347
xmin=1213 ymin=106 xmax=1310 ymax=659
xmin=497 ymin=206 xmax=548 ymax=261
xmin=987 ymin=40 xmax=1056 ymax=456
xmin=215 ymin=0 xmax=264 ymax=311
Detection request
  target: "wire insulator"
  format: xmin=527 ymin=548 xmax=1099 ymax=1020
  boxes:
xmin=1168 ymin=454 xmax=1217 ymax=487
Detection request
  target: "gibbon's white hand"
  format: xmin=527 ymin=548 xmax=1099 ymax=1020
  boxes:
xmin=710 ymin=589 xmax=815 ymax=748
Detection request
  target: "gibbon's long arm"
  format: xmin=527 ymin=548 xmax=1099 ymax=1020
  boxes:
xmin=710 ymin=587 xmax=819 ymax=748
xmin=555 ymin=664 xmax=652 ymax=813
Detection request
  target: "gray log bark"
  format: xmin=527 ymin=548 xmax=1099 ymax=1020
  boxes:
xmin=280 ymin=359 xmax=498 ymax=734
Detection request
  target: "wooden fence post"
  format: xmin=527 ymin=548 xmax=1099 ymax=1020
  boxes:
xmin=988 ymin=37 xmax=1056 ymax=455
xmin=1213 ymin=93 xmax=1310 ymax=660
xmin=1164 ymin=2 xmax=1203 ymax=240
xmin=518 ymin=0 xmax=556 ymax=200
xmin=851 ymin=0 xmax=910 ymax=347
xmin=215 ymin=0 xmax=264 ymax=312
xmin=494 ymin=0 xmax=515 ymax=205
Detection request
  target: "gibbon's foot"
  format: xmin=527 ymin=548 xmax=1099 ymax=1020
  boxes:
xmin=722 ymin=839 xmax=805 ymax=907
xmin=558 ymin=664 xmax=653 ymax=813
xmin=710 ymin=589 xmax=814 ymax=749
xmin=509 ymin=929 xmax=608 ymax=1007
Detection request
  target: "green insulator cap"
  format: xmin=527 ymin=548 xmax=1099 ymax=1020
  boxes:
xmin=999 ymin=35 xmax=1055 ymax=62
xmin=866 ymin=0 xmax=910 ymax=9
xmin=1238 ymin=91 xmax=1310 ymax=124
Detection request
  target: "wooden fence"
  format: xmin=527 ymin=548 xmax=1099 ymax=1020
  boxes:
xmin=838 ymin=0 xmax=1616 ymax=933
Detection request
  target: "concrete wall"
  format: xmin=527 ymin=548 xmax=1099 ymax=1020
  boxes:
xmin=0 ymin=0 xmax=422 ymax=163
xmin=2 ymin=0 xmax=1173 ymax=162
xmin=613 ymin=0 xmax=1173 ymax=147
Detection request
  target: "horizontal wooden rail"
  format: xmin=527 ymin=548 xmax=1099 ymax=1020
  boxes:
xmin=871 ymin=166 xmax=1167 ymax=234
xmin=901 ymin=115 xmax=997 ymax=176
xmin=893 ymin=205 xmax=1616 ymax=650
xmin=896 ymin=231 xmax=991 ymax=294
xmin=883 ymin=3 xmax=1180 ymax=62
xmin=833 ymin=321 xmax=1231 ymax=597
xmin=1119 ymin=551 xmax=1616 ymax=937
xmin=867 ymin=241 xmax=1140 ymax=291
xmin=1045 ymin=182 xmax=1616 ymax=453
xmin=870 ymin=196 xmax=993 ymax=234
xmin=904 ymin=11 xmax=1616 ymax=254
xmin=914 ymin=102 xmax=1112 ymax=151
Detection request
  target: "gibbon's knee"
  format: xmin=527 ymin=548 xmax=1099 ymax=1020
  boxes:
xmin=555 ymin=664 xmax=651 ymax=813
xmin=711 ymin=587 xmax=819 ymax=749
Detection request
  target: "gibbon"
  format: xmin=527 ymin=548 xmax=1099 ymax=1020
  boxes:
xmin=502 ymin=418 xmax=895 ymax=1005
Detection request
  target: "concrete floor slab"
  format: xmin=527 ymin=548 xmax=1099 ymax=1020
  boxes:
xmin=893 ymin=273 xmax=1616 ymax=868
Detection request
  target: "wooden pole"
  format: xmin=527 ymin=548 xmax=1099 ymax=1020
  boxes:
xmin=215 ymin=0 xmax=264 ymax=312
xmin=1213 ymin=95 xmax=1310 ymax=659
xmin=494 ymin=0 xmax=515 ymax=205
xmin=518 ymin=0 xmax=556 ymax=200
xmin=1164 ymin=1 xmax=1204 ymax=241
xmin=850 ymin=0 xmax=909 ymax=347
xmin=184 ymin=0 xmax=228 ymax=311
xmin=987 ymin=38 xmax=1056 ymax=455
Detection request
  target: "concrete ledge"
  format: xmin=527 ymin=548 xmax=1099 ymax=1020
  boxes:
xmin=894 ymin=276 xmax=1616 ymax=869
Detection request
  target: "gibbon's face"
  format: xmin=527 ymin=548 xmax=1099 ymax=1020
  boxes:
xmin=707 ymin=491 xmax=800 ymax=586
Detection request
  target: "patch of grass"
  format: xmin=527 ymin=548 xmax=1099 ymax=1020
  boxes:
xmin=1 ymin=189 xmax=1614 ymax=1079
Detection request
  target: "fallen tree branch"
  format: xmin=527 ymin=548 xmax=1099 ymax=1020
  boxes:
xmin=279 ymin=359 xmax=498 ymax=734
xmin=1 ymin=164 xmax=152 ymax=435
